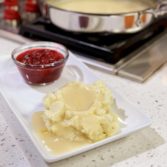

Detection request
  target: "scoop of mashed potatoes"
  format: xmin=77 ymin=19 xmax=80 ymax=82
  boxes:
xmin=42 ymin=81 xmax=120 ymax=142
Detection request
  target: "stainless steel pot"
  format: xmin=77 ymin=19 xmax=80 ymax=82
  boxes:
xmin=39 ymin=0 xmax=167 ymax=33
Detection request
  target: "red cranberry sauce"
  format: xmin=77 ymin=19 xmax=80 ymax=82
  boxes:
xmin=15 ymin=48 xmax=66 ymax=84
xmin=16 ymin=48 xmax=64 ymax=66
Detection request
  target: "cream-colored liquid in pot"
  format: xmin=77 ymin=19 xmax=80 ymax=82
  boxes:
xmin=47 ymin=0 xmax=155 ymax=14
xmin=32 ymin=112 xmax=91 ymax=155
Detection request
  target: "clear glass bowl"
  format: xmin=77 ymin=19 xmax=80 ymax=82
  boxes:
xmin=12 ymin=42 xmax=69 ymax=85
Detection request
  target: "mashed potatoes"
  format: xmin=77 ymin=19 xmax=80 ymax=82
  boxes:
xmin=42 ymin=81 xmax=120 ymax=142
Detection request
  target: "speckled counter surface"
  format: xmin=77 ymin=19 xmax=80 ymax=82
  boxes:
xmin=0 ymin=36 xmax=167 ymax=167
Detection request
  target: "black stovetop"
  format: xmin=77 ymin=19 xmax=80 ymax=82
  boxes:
xmin=19 ymin=17 xmax=167 ymax=64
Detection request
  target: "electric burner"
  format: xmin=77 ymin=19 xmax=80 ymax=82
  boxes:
xmin=19 ymin=17 xmax=167 ymax=82
xmin=20 ymin=17 xmax=167 ymax=64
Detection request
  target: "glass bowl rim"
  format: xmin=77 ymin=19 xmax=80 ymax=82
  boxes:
xmin=11 ymin=42 xmax=69 ymax=68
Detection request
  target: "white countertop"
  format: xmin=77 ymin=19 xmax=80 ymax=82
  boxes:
xmin=0 ymin=35 xmax=167 ymax=167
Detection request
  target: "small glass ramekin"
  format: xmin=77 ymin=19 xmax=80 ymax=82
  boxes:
xmin=12 ymin=42 xmax=69 ymax=85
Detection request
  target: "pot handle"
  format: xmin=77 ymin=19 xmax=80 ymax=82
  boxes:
xmin=156 ymin=0 xmax=167 ymax=16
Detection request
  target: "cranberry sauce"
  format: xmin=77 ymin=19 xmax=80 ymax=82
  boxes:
xmin=15 ymin=48 xmax=66 ymax=85
xmin=16 ymin=48 xmax=64 ymax=66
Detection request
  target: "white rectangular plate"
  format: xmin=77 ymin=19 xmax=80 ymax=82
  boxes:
xmin=0 ymin=53 xmax=151 ymax=163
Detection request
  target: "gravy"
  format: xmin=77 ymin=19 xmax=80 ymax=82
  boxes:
xmin=48 ymin=0 xmax=155 ymax=14
xmin=32 ymin=112 xmax=91 ymax=155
